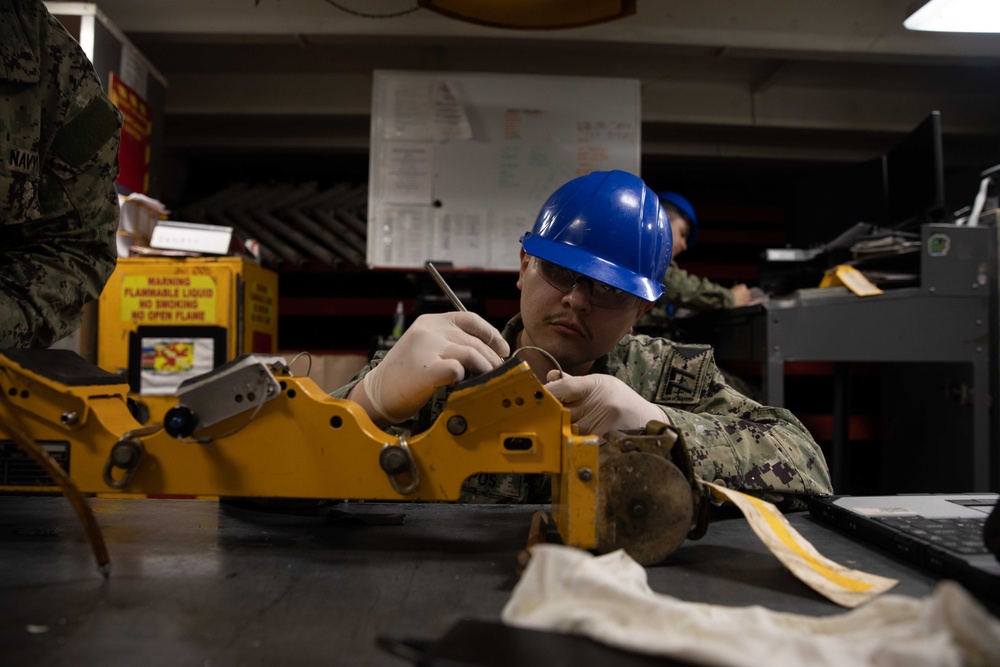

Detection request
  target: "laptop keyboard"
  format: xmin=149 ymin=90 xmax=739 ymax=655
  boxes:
xmin=874 ymin=516 xmax=990 ymax=555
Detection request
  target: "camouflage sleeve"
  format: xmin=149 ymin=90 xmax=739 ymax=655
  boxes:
xmin=661 ymin=359 xmax=833 ymax=497
xmin=614 ymin=337 xmax=832 ymax=498
xmin=0 ymin=7 xmax=123 ymax=348
xmin=661 ymin=261 xmax=735 ymax=312
xmin=329 ymin=359 xmax=375 ymax=400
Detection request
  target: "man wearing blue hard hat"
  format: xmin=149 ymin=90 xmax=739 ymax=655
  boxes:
xmin=657 ymin=191 xmax=753 ymax=312
xmin=335 ymin=171 xmax=831 ymax=503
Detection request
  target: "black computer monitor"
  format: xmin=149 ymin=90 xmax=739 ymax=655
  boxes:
xmin=885 ymin=111 xmax=948 ymax=230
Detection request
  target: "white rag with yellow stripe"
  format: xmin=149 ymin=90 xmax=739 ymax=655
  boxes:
xmin=502 ymin=544 xmax=1000 ymax=667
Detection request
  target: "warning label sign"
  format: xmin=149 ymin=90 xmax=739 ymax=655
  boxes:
xmin=248 ymin=280 xmax=275 ymax=328
xmin=121 ymin=275 xmax=218 ymax=324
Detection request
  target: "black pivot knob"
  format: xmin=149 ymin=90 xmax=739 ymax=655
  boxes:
xmin=164 ymin=405 xmax=198 ymax=439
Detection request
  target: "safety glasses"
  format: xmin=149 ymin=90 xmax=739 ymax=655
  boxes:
xmin=532 ymin=257 xmax=643 ymax=310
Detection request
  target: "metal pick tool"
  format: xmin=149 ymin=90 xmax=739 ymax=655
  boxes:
xmin=425 ymin=262 xmax=467 ymax=312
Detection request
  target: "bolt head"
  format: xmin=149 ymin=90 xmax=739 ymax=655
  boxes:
xmin=112 ymin=443 xmax=135 ymax=466
xmin=446 ymin=415 xmax=467 ymax=436
xmin=379 ymin=447 xmax=409 ymax=475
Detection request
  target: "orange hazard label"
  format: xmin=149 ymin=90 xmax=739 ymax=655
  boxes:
xmin=121 ymin=275 xmax=218 ymax=324
xmin=248 ymin=280 xmax=275 ymax=328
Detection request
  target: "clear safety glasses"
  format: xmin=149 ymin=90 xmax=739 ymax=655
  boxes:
xmin=532 ymin=257 xmax=644 ymax=310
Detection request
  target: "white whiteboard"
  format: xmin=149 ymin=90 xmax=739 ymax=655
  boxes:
xmin=368 ymin=70 xmax=641 ymax=271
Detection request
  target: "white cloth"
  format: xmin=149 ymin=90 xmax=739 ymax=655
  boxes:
xmin=502 ymin=544 xmax=1000 ymax=667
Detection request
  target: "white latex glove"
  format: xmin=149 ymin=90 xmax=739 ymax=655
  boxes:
xmin=545 ymin=370 xmax=669 ymax=437
xmin=361 ymin=312 xmax=509 ymax=424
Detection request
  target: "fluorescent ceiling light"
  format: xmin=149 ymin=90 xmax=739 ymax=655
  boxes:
xmin=904 ymin=0 xmax=1000 ymax=33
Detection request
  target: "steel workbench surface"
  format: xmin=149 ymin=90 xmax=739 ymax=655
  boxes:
xmin=0 ymin=496 xmax=988 ymax=666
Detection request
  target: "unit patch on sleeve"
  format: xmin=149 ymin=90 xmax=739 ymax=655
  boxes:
xmin=655 ymin=344 xmax=713 ymax=406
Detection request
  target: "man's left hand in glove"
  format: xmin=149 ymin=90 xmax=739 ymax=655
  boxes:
xmin=544 ymin=370 xmax=669 ymax=437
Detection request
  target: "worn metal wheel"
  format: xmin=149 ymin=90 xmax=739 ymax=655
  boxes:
xmin=596 ymin=450 xmax=695 ymax=565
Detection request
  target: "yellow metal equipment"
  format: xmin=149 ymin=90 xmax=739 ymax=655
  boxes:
xmin=97 ymin=257 xmax=278 ymax=424
xmin=0 ymin=350 xmax=600 ymax=552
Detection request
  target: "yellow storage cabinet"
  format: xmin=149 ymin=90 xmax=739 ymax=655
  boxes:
xmin=98 ymin=257 xmax=278 ymax=423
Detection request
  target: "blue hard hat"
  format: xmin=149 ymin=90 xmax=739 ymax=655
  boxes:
xmin=657 ymin=191 xmax=699 ymax=247
xmin=521 ymin=170 xmax=672 ymax=302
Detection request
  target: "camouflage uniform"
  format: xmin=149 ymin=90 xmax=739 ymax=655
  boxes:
xmin=661 ymin=260 xmax=735 ymax=311
xmin=333 ymin=314 xmax=833 ymax=504
xmin=635 ymin=260 xmax=736 ymax=330
xmin=0 ymin=0 xmax=123 ymax=348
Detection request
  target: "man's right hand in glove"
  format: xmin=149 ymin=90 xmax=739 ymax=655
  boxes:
xmin=349 ymin=312 xmax=510 ymax=426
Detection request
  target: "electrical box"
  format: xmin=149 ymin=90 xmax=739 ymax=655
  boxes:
xmin=97 ymin=257 xmax=279 ymax=423
xmin=921 ymin=223 xmax=996 ymax=297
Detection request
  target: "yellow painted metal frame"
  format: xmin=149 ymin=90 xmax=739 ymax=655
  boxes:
xmin=0 ymin=353 xmax=599 ymax=550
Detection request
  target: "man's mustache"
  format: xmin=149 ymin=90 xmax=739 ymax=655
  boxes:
xmin=543 ymin=312 xmax=593 ymax=340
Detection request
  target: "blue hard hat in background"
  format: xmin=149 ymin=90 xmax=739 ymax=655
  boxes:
xmin=657 ymin=191 xmax=699 ymax=247
xmin=521 ymin=170 xmax=672 ymax=302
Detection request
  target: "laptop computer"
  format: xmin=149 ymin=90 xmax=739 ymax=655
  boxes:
xmin=808 ymin=493 xmax=1000 ymax=598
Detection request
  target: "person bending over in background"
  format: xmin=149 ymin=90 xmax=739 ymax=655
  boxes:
xmin=0 ymin=0 xmax=123 ymax=348
xmin=333 ymin=170 xmax=831 ymax=505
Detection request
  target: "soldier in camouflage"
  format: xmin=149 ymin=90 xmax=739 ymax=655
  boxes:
xmin=658 ymin=191 xmax=752 ymax=314
xmin=1 ymin=0 xmax=123 ymax=348
xmin=662 ymin=261 xmax=743 ymax=311
xmin=333 ymin=171 xmax=832 ymax=505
